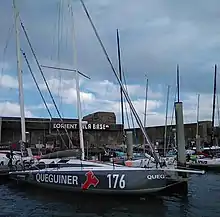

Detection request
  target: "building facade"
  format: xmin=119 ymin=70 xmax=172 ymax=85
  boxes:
xmin=0 ymin=112 xmax=123 ymax=148
xmin=0 ymin=111 xmax=215 ymax=149
xmin=125 ymin=121 xmax=213 ymax=146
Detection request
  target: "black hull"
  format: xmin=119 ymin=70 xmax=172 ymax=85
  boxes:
xmin=11 ymin=180 xmax=168 ymax=195
xmin=10 ymin=177 xmax=187 ymax=196
xmin=162 ymin=178 xmax=188 ymax=195
xmin=9 ymin=169 xmax=187 ymax=196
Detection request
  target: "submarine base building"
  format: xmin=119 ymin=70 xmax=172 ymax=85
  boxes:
xmin=0 ymin=112 xmax=124 ymax=149
xmin=0 ymin=111 xmax=213 ymax=149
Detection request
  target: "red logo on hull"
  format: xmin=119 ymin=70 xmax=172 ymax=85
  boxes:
xmin=82 ymin=171 xmax=99 ymax=190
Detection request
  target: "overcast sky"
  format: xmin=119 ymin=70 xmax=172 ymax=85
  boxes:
xmin=0 ymin=0 xmax=220 ymax=127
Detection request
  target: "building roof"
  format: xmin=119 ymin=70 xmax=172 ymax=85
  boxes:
xmin=125 ymin=120 xmax=212 ymax=130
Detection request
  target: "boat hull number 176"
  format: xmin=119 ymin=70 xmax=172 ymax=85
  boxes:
xmin=107 ymin=174 xmax=126 ymax=189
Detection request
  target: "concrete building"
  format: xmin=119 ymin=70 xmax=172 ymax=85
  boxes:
xmin=0 ymin=112 xmax=123 ymax=148
xmin=125 ymin=121 xmax=213 ymax=146
xmin=0 ymin=111 xmax=215 ymax=149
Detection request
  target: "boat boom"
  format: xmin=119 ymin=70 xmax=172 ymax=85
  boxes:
xmin=161 ymin=168 xmax=205 ymax=174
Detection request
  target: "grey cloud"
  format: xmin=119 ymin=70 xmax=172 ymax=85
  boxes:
xmin=1 ymin=0 xmax=220 ymax=96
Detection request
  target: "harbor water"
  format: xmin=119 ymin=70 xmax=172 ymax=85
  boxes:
xmin=0 ymin=173 xmax=219 ymax=217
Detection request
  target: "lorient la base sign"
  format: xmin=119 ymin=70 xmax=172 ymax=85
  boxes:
xmin=52 ymin=123 xmax=110 ymax=130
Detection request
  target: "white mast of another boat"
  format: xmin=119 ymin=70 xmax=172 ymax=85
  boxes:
xmin=13 ymin=0 xmax=26 ymax=150
xmin=196 ymin=93 xmax=200 ymax=152
xmin=143 ymin=74 xmax=148 ymax=154
xmin=211 ymin=65 xmax=217 ymax=147
xmin=69 ymin=3 xmax=85 ymax=160
xmin=217 ymin=95 xmax=220 ymax=129
xmin=164 ymin=85 xmax=170 ymax=156
xmin=116 ymin=29 xmax=126 ymax=151
xmin=217 ymin=95 xmax=220 ymax=146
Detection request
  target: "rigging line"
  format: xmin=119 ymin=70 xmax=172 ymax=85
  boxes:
xmin=143 ymin=76 xmax=148 ymax=128
xmin=19 ymin=19 xmax=73 ymax=149
xmin=57 ymin=0 xmax=63 ymax=114
xmin=64 ymin=2 xmax=69 ymax=50
xmin=79 ymin=0 xmax=161 ymax=165
xmin=60 ymin=0 xmax=64 ymax=46
xmin=57 ymin=0 xmax=63 ymax=61
xmin=122 ymin=70 xmax=131 ymax=130
xmin=122 ymin=69 xmax=130 ymax=129
xmin=121 ymin=67 xmax=130 ymax=128
xmin=124 ymin=98 xmax=130 ymax=129
xmin=50 ymin=23 xmax=56 ymax=61
xmin=0 ymin=22 xmax=15 ymax=87
xmin=122 ymin=69 xmax=137 ymax=143
xmin=168 ymin=86 xmax=177 ymax=148
xmin=0 ymin=101 xmax=7 ymax=116
xmin=40 ymin=65 xmax=91 ymax=80
xmin=50 ymin=2 xmax=60 ymax=93
xmin=57 ymin=0 xmax=61 ymax=61
xmin=22 ymin=50 xmax=52 ymax=118
xmin=217 ymin=95 xmax=220 ymax=128
xmin=51 ymin=3 xmax=58 ymax=61
xmin=21 ymin=50 xmax=67 ymax=149
xmin=130 ymin=110 xmax=138 ymax=146
xmin=2 ymin=22 xmax=14 ymax=57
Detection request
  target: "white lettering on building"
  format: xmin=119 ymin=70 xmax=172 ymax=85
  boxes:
xmin=52 ymin=123 xmax=110 ymax=130
xmin=35 ymin=173 xmax=79 ymax=185
xmin=53 ymin=123 xmax=77 ymax=129
xmin=146 ymin=174 xmax=165 ymax=180
xmin=83 ymin=124 xmax=92 ymax=130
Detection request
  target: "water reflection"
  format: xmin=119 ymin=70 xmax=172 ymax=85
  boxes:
xmin=7 ymin=183 xmax=170 ymax=217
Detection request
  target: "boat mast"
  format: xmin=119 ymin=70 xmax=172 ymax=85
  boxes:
xmin=175 ymin=64 xmax=180 ymax=149
xmin=143 ymin=75 xmax=148 ymax=154
xmin=196 ymin=94 xmax=200 ymax=138
xmin=217 ymin=95 xmax=220 ymax=146
xmin=70 ymin=4 xmax=85 ymax=160
xmin=164 ymin=85 xmax=170 ymax=156
xmin=116 ymin=29 xmax=125 ymax=148
xmin=177 ymin=64 xmax=180 ymax=103
xmin=13 ymin=0 xmax=26 ymax=144
xmin=211 ymin=64 xmax=217 ymax=147
xmin=217 ymin=95 xmax=220 ymax=128
xmin=195 ymin=93 xmax=200 ymax=152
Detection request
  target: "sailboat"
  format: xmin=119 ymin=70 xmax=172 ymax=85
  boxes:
xmin=188 ymin=65 xmax=220 ymax=170
xmin=124 ymin=79 xmax=175 ymax=168
xmin=0 ymin=0 xmax=41 ymax=171
xmin=9 ymin=0 xmax=205 ymax=195
xmin=2 ymin=1 xmax=73 ymax=169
